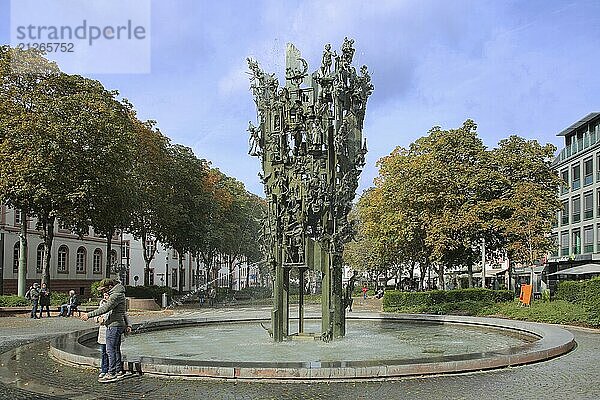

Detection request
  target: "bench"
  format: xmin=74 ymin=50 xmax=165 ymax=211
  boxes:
xmin=58 ymin=305 xmax=96 ymax=317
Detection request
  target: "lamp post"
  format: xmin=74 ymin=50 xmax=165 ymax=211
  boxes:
xmin=165 ymin=254 xmax=169 ymax=287
xmin=481 ymin=238 xmax=486 ymax=289
xmin=0 ymin=225 xmax=4 ymax=295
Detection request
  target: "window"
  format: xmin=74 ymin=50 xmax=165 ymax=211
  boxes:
xmin=121 ymin=241 xmax=130 ymax=259
xmin=584 ymin=158 xmax=594 ymax=186
xmin=560 ymin=232 xmax=569 ymax=256
xmin=171 ymin=268 xmax=178 ymax=287
xmin=145 ymin=240 xmax=156 ymax=259
xmin=13 ymin=209 xmax=21 ymax=226
xmin=172 ymin=248 xmax=178 ymax=259
xmin=572 ymin=196 xmax=581 ymax=223
xmin=551 ymin=233 xmax=559 ymax=257
xmin=93 ymin=249 xmax=102 ymax=274
xmin=149 ymin=268 xmax=155 ymax=285
xmin=36 ymin=244 xmax=45 ymax=273
xmin=572 ymin=163 xmax=581 ymax=190
xmin=57 ymin=245 xmax=69 ymax=273
xmin=584 ymin=226 xmax=594 ymax=253
xmin=572 ymin=229 xmax=581 ymax=255
xmin=57 ymin=219 xmax=69 ymax=231
xmin=76 ymin=247 xmax=86 ymax=273
xmin=13 ymin=242 xmax=20 ymax=273
xmin=584 ymin=191 xmax=594 ymax=220
xmin=180 ymin=268 xmax=186 ymax=287
xmin=561 ymin=169 xmax=569 ymax=194
xmin=561 ymin=200 xmax=569 ymax=225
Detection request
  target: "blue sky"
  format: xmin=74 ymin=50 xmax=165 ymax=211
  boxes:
xmin=1 ymin=0 xmax=600 ymax=195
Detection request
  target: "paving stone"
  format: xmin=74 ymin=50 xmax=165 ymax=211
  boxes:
xmin=0 ymin=306 xmax=599 ymax=399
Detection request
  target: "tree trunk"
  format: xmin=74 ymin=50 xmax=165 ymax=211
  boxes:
xmin=438 ymin=264 xmax=445 ymax=290
xmin=18 ymin=209 xmax=28 ymax=296
xmin=245 ymin=256 xmax=250 ymax=288
xmin=41 ymin=214 xmax=55 ymax=290
xmin=195 ymin=256 xmax=201 ymax=289
xmin=105 ymin=230 xmax=114 ymax=278
xmin=228 ymin=254 xmax=235 ymax=291
xmin=468 ymin=263 xmax=473 ymax=288
xmin=178 ymin=253 xmax=184 ymax=293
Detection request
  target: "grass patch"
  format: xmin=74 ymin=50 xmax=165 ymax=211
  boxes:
xmin=480 ymin=299 xmax=592 ymax=326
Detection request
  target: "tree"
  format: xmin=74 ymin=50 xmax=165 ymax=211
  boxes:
xmin=218 ymin=180 xmax=265 ymax=290
xmin=191 ymin=168 xmax=232 ymax=290
xmin=159 ymin=144 xmax=212 ymax=293
xmin=0 ymin=47 xmax=60 ymax=293
xmin=491 ymin=136 xmax=561 ymax=267
xmin=126 ymin=113 xmax=171 ymax=285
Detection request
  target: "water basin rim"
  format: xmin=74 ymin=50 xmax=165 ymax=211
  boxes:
xmin=50 ymin=314 xmax=573 ymax=374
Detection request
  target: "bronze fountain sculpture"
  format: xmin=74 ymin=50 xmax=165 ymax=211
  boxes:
xmin=247 ymin=38 xmax=373 ymax=342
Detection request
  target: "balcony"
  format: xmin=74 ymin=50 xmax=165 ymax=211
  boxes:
xmin=553 ymin=129 xmax=600 ymax=166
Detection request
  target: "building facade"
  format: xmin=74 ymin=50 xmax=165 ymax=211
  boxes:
xmin=548 ymin=112 xmax=600 ymax=287
xmin=0 ymin=205 xmax=260 ymax=297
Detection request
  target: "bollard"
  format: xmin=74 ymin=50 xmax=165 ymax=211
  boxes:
xmin=162 ymin=292 xmax=168 ymax=308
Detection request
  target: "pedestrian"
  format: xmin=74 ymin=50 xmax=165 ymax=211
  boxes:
xmin=38 ymin=283 xmax=51 ymax=318
xmin=59 ymin=290 xmax=79 ymax=317
xmin=208 ymin=287 xmax=217 ymax=307
xmin=95 ymin=291 xmax=111 ymax=379
xmin=361 ymin=285 xmax=368 ymax=300
xmin=81 ymin=278 xmax=132 ymax=383
xmin=26 ymin=283 xmax=41 ymax=319
xmin=345 ymin=271 xmax=357 ymax=312
xmin=198 ymin=290 xmax=205 ymax=307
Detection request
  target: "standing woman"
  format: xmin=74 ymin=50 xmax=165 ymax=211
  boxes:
xmin=95 ymin=291 xmax=111 ymax=379
xmin=38 ymin=283 xmax=51 ymax=318
xmin=81 ymin=278 xmax=132 ymax=383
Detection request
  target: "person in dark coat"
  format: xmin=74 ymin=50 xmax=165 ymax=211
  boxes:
xmin=38 ymin=283 xmax=51 ymax=318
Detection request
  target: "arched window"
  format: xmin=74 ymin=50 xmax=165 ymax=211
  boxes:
xmin=93 ymin=249 xmax=102 ymax=274
xmin=76 ymin=247 xmax=86 ymax=273
xmin=36 ymin=244 xmax=45 ymax=273
xmin=13 ymin=242 xmax=19 ymax=273
xmin=57 ymin=245 xmax=69 ymax=273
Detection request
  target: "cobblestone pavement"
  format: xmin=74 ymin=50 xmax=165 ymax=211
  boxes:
xmin=0 ymin=303 xmax=599 ymax=400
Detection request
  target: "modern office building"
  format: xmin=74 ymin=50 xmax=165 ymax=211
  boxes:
xmin=0 ymin=205 xmax=260 ymax=297
xmin=548 ymin=112 xmax=600 ymax=287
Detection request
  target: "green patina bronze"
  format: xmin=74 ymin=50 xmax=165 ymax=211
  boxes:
xmin=247 ymin=38 xmax=373 ymax=342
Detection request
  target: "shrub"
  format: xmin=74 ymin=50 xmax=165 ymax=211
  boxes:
xmin=124 ymin=285 xmax=174 ymax=303
xmin=383 ymin=288 xmax=513 ymax=314
xmin=0 ymin=295 xmax=29 ymax=307
xmin=556 ymin=277 xmax=600 ymax=325
xmin=237 ymin=286 xmax=272 ymax=299
xmin=51 ymin=292 xmax=69 ymax=307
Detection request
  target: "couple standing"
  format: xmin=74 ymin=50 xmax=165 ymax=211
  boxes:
xmin=81 ymin=278 xmax=132 ymax=383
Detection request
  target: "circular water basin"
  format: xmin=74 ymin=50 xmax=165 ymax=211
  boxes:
xmin=118 ymin=319 xmax=532 ymax=363
xmin=50 ymin=314 xmax=576 ymax=380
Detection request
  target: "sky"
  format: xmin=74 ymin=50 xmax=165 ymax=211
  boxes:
xmin=1 ymin=0 xmax=600 ymax=196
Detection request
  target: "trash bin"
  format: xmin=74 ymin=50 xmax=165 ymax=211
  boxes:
xmin=162 ymin=292 xmax=168 ymax=308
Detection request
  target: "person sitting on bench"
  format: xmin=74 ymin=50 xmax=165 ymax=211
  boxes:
xmin=59 ymin=290 xmax=80 ymax=317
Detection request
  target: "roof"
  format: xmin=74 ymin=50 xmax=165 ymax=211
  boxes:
xmin=557 ymin=112 xmax=600 ymax=137
xmin=547 ymin=263 xmax=600 ymax=276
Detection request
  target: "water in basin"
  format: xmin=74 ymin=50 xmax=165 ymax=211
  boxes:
xmin=119 ymin=319 xmax=534 ymax=363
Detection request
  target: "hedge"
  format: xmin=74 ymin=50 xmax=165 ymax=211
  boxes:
xmin=555 ymin=277 xmax=600 ymax=325
xmin=124 ymin=285 xmax=175 ymax=303
xmin=0 ymin=292 xmax=71 ymax=307
xmin=383 ymin=288 xmax=513 ymax=313
xmin=0 ymin=295 xmax=29 ymax=307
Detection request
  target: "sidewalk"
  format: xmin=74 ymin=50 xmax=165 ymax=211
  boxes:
xmin=0 ymin=305 xmax=599 ymax=400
